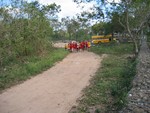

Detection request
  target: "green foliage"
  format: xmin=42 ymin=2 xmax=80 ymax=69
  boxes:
xmin=51 ymin=17 xmax=91 ymax=41
xmin=92 ymin=22 xmax=105 ymax=35
xmin=74 ymin=0 xmax=150 ymax=54
xmin=91 ymin=14 xmax=125 ymax=36
xmin=0 ymin=0 xmax=65 ymax=91
xmin=109 ymin=12 xmax=125 ymax=33
xmin=74 ymin=43 xmax=136 ymax=112
xmin=0 ymin=48 xmax=69 ymax=91
xmin=110 ymin=59 xmax=136 ymax=110
xmin=0 ymin=0 xmax=61 ymax=66
xmin=94 ymin=108 xmax=101 ymax=113
xmin=91 ymin=43 xmax=134 ymax=55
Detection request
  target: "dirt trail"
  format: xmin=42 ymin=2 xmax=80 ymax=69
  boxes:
xmin=0 ymin=51 xmax=104 ymax=113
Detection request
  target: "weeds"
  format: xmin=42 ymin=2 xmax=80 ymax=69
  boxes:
xmin=110 ymin=59 xmax=136 ymax=110
xmin=0 ymin=48 xmax=68 ymax=91
xmin=73 ymin=43 xmax=136 ymax=113
xmin=91 ymin=43 xmax=134 ymax=55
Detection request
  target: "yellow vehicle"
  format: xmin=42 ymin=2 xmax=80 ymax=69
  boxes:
xmin=91 ymin=34 xmax=112 ymax=44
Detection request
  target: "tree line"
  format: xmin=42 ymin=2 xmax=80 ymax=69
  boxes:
xmin=74 ymin=0 xmax=150 ymax=54
xmin=0 ymin=0 xmax=94 ymax=67
xmin=0 ymin=0 xmax=61 ymax=66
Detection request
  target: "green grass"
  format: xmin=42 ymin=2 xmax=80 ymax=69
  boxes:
xmin=73 ymin=43 xmax=136 ymax=113
xmin=0 ymin=48 xmax=69 ymax=91
xmin=91 ymin=43 xmax=134 ymax=55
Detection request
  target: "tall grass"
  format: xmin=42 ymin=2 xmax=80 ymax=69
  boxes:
xmin=91 ymin=43 xmax=134 ymax=55
xmin=0 ymin=48 xmax=68 ymax=91
xmin=73 ymin=43 xmax=136 ymax=113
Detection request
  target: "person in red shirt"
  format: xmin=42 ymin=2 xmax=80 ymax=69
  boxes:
xmin=85 ymin=41 xmax=88 ymax=50
xmin=70 ymin=42 xmax=73 ymax=52
xmin=74 ymin=42 xmax=77 ymax=52
xmin=79 ymin=41 xmax=83 ymax=51
xmin=82 ymin=41 xmax=85 ymax=51
xmin=78 ymin=42 xmax=81 ymax=51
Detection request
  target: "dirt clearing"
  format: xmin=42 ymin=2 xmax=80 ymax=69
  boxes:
xmin=0 ymin=51 xmax=104 ymax=113
xmin=53 ymin=42 xmax=67 ymax=48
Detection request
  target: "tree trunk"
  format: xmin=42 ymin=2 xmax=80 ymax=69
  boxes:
xmin=125 ymin=1 xmax=139 ymax=55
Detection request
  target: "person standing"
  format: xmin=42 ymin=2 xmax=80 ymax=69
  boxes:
xmin=85 ymin=41 xmax=88 ymax=50
xmin=87 ymin=41 xmax=91 ymax=51
xmin=65 ymin=43 xmax=68 ymax=50
xmin=74 ymin=42 xmax=77 ymax=52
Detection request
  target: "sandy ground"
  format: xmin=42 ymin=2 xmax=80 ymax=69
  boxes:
xmin=53 ymin=42 xmax=67 ymax=48
xmin=0 ymin=51 xmax=104 ymax=113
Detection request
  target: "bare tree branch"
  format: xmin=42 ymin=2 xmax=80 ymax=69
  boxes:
xmin=118 ymin=17 xmax=126 ymax=29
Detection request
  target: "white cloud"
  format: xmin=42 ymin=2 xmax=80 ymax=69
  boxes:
xmin=26 ymin=0 xmax=120 ymax=20
xmin=37 ymin=0 xmax=95 ymax=19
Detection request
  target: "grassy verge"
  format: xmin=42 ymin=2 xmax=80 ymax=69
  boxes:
xmin=70 ymin=43 xmax=136 ymax=113
xmin=0 ymin=48 xmax=69 ymax=92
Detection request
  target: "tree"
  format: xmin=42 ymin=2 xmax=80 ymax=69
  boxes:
xmin=92 ymin=22 xmax=105 ymax=35
xmin=116 ymin=0 xmax=150 ymax=54
xmin=74 ymin=0 xmax=150 ymax=54
xmin=65 ymin=18 xmax=80 ymax=40
xmin=0 ymin=0 xmax=61 ymax=66
xmin=110 ymin=12 xmax=124 ymax=33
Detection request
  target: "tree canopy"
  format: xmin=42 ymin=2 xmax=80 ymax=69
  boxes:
xmin=0 ymin=0 xmax=61 ymax=66
xmin=74 ymin=0 xmax=150 ymax=54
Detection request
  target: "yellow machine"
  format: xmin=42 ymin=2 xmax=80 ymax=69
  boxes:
xmin=91 ymin=34 xmax=112 ymax=44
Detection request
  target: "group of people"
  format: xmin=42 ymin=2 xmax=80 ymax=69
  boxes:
xmin=65 ymin=41 xmax=91 ymax=52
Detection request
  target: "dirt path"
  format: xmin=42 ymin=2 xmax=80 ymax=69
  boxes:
xmin=0 ymin=51 xmax=104 ymax=113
